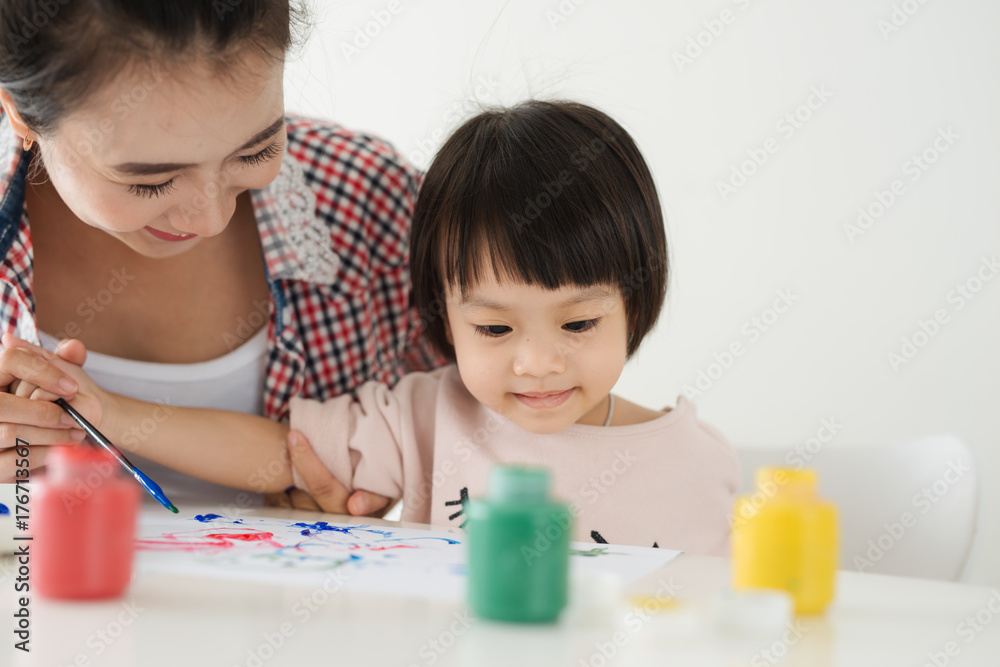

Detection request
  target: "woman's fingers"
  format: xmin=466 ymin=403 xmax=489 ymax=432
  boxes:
xmin=263 ymin=492 xmax=293 ymax=509
xmin=54 ymin=338 xmax=88 ymax=366
xmin=285 ymin=429 xmax=395 ymax=517
xmin=0 ymin=391 xmax=77 ymax=430
xmin=286 ymin=488 xmax=322 ymax=512
xmin=347 ymin=490 xmax=393 ymax=518
xmin=0 ymin=423 xmax=85 ymax=448
xmin=0 ymin=340 xmax=77 ymax=397
xmin=0 ymin=438 xmax=85 ymax=483
xmin=287 ymin=429 xmax=350 ymax=513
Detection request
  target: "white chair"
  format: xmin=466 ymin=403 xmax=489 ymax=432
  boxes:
xmin=734 ymin=435 xmax=979 ymax=581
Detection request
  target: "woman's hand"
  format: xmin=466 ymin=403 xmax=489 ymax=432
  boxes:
xmin=265 ymin=429 xmax=395 ymax=517
xmin=0 ymin=334 xmax=108 ymax=481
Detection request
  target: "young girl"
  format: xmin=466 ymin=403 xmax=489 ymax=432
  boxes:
xmin=9 ymin=101 xmax=740 ymax=555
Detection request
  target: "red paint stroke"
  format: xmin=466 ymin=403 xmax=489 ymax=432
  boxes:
xmin=347 ymin=543 xmax=418 ymax=552
xmin=136 ymin=528 xmax=287 ymax=552
xmin=205 ymin=532 xmax=284 ymax=549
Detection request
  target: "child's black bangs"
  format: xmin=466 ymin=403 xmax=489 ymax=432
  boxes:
xmin=438 ymin=163 xmax=625 ymax=297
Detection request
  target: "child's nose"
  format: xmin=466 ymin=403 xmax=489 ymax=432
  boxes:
xmin=512 ymin=336 xmax=568 ymax=376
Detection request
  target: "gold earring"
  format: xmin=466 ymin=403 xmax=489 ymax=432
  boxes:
xmin=22 ymin=135 xmax=33 ymax=152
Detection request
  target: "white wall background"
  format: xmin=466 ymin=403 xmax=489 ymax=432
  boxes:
xmin=283 ymin=0 xmax=1000 ymax=585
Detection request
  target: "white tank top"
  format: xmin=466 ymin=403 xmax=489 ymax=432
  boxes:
xmin=38 ymin=327 xmax=269 ymax=507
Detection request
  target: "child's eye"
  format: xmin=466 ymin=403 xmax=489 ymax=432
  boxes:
xmin=128 ymin=180 xmax=176 ymax=198
xmin=237 ymin=141 xmax=283 ymax=167
xmin=474 ymin=325 xmax=511 ymax=337
xmin=563 ymin=319 xmax=599 ymax=332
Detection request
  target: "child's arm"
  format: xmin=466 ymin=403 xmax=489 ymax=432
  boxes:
xmin=3 ymin=335 xmax=293 ymax=493
xmin=108 ymin=393 xmax=292 ymax=493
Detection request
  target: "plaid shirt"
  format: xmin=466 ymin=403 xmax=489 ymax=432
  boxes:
xmin=0 ymin=113 xmax=446 ymax=420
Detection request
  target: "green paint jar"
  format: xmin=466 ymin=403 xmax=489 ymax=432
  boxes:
xmin=466 ymin=465 xmax=572 ymax=622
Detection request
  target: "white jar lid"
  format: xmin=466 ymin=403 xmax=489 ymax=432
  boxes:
xmin=711 ymin=588 xmax=794 ymax=638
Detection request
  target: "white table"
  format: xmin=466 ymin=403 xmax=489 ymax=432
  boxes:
xmin=3 ymin=504 xmax=999 ymax=666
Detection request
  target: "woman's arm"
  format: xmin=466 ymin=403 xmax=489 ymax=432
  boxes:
xmin=2 ymin=334 xmax=293 ymax=493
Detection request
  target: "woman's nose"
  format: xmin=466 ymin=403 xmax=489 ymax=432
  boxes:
xmin=169 ymin=188 xmax=237 ymax=237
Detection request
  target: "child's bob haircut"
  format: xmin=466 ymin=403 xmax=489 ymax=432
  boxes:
xmin=410 ymin=100 xmax=668 ymax=360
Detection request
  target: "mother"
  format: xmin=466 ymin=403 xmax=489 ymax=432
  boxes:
xmin=0 ymin=0 xmax=441 ymax=512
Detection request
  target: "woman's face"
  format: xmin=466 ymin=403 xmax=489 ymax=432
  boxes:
xmin=34 ymin=56 xmax=285 ymax=259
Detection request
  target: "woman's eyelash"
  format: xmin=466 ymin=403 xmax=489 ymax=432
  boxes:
xmin=128 ymin=180 xmax=176 ymax=198
xmin=237 ymin=141 xmax=283 ymax=167
xmin=127 ymin=142 xmax=283 ymax=198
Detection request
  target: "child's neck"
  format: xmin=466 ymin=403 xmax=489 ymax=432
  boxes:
xmin=586 ymin=394 xmax=666 ymax=427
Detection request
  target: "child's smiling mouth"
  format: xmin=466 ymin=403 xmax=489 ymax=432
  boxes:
xmin=513 ymin=388 xmax=575 ymax=409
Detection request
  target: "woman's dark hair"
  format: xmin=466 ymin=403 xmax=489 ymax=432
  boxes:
xmin=410 ymin=99 xmax=668 ymax=360
xmin=0 ymin=0 xmax=301 ymax=135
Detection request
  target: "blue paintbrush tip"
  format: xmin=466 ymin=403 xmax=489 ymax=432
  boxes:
xmin=133 ymin=468 xmax=178 ymax=513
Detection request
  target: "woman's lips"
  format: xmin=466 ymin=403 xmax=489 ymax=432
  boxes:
xmin=144 ymin=226 xmax=197 ymax=242
xmin=514 ymin=388 xmax=575 ymax=409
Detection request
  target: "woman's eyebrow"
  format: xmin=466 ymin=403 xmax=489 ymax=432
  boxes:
xmin=111 ymin=116 xmax=286 ymax=176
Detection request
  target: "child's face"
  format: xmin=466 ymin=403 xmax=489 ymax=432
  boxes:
xmin=444 ymin=272 xmax=628 ymax=434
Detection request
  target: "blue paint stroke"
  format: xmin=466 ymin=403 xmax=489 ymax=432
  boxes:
xmin=194 ymin=513 xmax=224 ymax=522
xmin=377 ymin=536 xmax=460 ymax=545
xmin=0 ymin=503 xmax=9 ymax=515
xmin=292 ymin=521 xmax=394 ymax=538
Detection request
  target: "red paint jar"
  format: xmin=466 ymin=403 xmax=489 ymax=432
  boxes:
xmin=34 ymin=446 xmax=139 ymax=599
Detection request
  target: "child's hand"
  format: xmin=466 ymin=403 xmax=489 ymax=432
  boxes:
xmin=0 ymin=334 xmax=114 ymax=481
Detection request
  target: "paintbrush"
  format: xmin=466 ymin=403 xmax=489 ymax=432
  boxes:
xmin=54 ymin=398 xmax=178 ymax=513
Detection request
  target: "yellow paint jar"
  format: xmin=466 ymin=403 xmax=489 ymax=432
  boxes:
xmin=731 ymin=467 xmax=838 ymax=614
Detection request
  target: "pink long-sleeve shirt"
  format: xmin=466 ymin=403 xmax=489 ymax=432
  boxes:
xmin=290 ymin=365 xmax=740 ymax=555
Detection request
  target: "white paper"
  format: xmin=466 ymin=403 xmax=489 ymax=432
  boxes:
xmin=135 ymin=510 xmax=681 ymax=600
